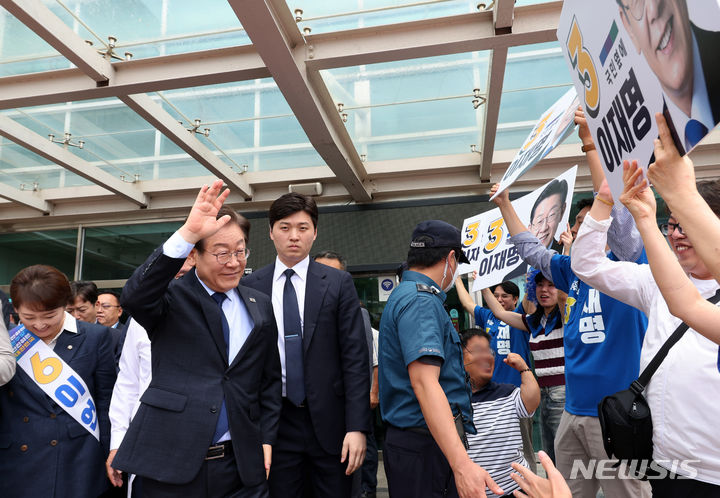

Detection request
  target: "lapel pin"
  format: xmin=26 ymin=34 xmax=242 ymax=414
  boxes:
xmin=249 ymin=297 xmax=256 ymax=303
xmin=67 ymin=345 xmax=73 ymax=350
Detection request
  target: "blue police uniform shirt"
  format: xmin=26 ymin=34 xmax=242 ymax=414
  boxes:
xmin=379 ymin=270 xmax=474 ymax=434
xmin=474 ymin=303 xmax=531 ymax=387
xmin=549 ymin=252 xmax=648 ymax=416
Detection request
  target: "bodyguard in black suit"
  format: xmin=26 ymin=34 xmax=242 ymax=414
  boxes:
xmin=242 ymin=193 xmax=370 ymax=498
xmin=112 ymin=181 xmax=282 ymax=498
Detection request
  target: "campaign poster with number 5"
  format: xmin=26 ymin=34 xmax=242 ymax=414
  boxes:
xmin=460 ymin=167 xmax=577 ymax=291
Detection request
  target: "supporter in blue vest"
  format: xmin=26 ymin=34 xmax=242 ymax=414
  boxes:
xmin=489 ymin=172 xmax=650 ymax=497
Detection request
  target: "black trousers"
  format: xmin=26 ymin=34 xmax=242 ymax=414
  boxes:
xmin=383 ymin=425 xmax=458 ymax=498
xmin=269 ymin=399 xmax=352 ymax=498
xmin=649 ymin=472 xmax=720 ymax=498
xmin=141 ymin=442 xmax=268 ymax=498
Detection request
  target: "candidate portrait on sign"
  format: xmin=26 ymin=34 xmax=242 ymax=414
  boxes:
xmin=528 ymin=179 xmax=568 ymax=249
xmin=617 ymin=0 xmax=720 ymax=152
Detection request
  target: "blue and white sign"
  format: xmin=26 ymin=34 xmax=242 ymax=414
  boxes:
xmin=379 ymin=277 xmax=395 ymax=302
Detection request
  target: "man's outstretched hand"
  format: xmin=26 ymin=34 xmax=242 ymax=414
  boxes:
xmin=178 ymin=180 xmax=231 ymax=244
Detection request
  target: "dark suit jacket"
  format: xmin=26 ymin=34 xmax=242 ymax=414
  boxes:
xmin=695 ymin=23 xmax=720 ymax=124
xmin=0 ymin=320 xmax=116 ymax=498
xmin=113 ymin=247 xmax=282 ymax=487
xmin=109 ymin=321 xmax=127 ymax=368
xmin=242 ymin=259 xmax=370 ymax=455
xmin=657 ymin=24 xmax=720 ymax=157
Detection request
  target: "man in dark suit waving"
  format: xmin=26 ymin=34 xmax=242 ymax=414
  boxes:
xmin=242 ymin=193 xmax=370 ymax=498
xmin=113 ymin=180 xmax=282 ymax=497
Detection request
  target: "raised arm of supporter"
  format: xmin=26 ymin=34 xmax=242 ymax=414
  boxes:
xmin=646 ymin=113 xmax=720 ymax=283
xmin=621 ymin=161 xmax=720 ymax=345
xmin=570 ymin=186 xmax=652 ymax=314
xmin=576 ymin=106 xmax=643 ymax=262
xmin=408 ymin=361 xmax=503 ymax=498
xmin=455 ymin=276 xmax=477 ymax=315
xmin=504 ymin=353 xmax=540 ymax=414
xmin=491 ymin=184 xmax=556 ymax=281
xmin=0 ymin=305 xmax=15 ymax=386
xmin=481 ymin=288 xmax=528 ymax=332
xmin=560 ymin=224 xmax=572 ymax=256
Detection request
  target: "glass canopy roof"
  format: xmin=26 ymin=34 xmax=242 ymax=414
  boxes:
xmin=0 ymin=0 xmax=605 ymax=223
xmin=322 ymin=51 xmax=488 ymax=161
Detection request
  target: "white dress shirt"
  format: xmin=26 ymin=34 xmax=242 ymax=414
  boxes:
xmin=271 ymin=255 xmax=309 ymax=396
xmin=571 ymin=213 xmax=720 ymax=485
xmin=47 ymin=312 xmax=78 ymax=351
xmin=109 ymin=319 xmax=152 ymax=450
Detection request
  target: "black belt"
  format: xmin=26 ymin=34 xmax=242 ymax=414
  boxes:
xmin=282 ymin=396 xmax=307 ymax=408
xmin=390 ymin=424 xmax=431 ymax=437
xmin=206 ymin=440 xmax=232 ymax=460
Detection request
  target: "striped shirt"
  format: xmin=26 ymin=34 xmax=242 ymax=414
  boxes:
xmin=467 ymin=382 xmax=534 ymax=498
xmin=524 ymin=313 xmax=565 ymax=387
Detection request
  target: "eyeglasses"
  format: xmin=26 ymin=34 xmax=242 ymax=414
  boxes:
xmin=211 ymin=248 xmax=250 ymax=265
xmin=620 ymin=0 xmax=645 ymax=21
xmin=464 ymin=346 xmax=496 ymax=357
xmin=96 ymin=303 xmax=121 ymax=310
xmin=530 ymin=208 xmax=561 ymax=229
xmin=659 ymin=222 xmax=684 ymax=236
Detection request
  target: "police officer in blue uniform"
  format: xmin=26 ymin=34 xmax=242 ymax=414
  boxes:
xmin=379 ymin=220 xmax=504 ymax=498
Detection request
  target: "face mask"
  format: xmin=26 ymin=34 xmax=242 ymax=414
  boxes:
xmin=441 ymin=256 xmax=461 ymax=293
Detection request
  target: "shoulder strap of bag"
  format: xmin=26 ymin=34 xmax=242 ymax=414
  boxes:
xmin=631 ymin=289 xmax=720 ymax=395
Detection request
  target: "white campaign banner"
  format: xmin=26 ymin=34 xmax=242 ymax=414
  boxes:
xmin=557 ymin=1 xmax=720 ymax=203
xmin=460 ymin=167 xmax=577 ymax=292
xmin=492 ymin=87 xmax=579 ymax=200
xmin=10 ymin=325 xmax=100 ymax=440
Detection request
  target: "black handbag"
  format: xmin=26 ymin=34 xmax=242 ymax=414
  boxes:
xmin=598 ymin=290 xmax=720 ymax=463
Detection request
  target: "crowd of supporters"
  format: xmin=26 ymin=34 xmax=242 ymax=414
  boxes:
xmin=0 ymin=110 xmax=719 ymax=498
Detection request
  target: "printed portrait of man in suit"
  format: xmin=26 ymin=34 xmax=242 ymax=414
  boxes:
xmin=617 ymin=0 xmax=720 ymax=152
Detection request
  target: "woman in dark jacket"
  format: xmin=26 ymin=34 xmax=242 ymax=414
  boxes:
xmin=0 ymin=265 xmax=116 ymax=498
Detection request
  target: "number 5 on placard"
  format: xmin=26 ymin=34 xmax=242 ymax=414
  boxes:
xmin=30 ymin=352 xmax=63 ymax=384
xmin=566 ymin=16 xmax=600 ymax=118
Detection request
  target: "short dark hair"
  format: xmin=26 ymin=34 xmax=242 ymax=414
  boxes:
xmin=269 ymin=192 xmax=318 ymax=229
xmin=195 ymin=206 xmax=251 ymax=253
xmin=406 ymin=237 xmax=457 ymax=270
xmin=696 ymin=180 xmax=720 ymax=218
xmin=531 ymin=179 xmax=568 ymax=222
xmin=11 ymin=265 xmax=72 ymax=311
xmin=97 ymin=290 xmax=121 ymax=304
xmin=575 ymin=197 xmax=593 ymax=212
xmin=70 ymin=280 xmax=98 ymax=305
xmin=460 ymin=328 xmax=491 ymax=348
xmin=491 ymin=281 xmax=520 ymax=299
xmin=313 ymin=250 xmax=347 ymax=270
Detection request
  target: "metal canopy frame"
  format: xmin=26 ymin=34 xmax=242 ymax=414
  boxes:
xmin=0 ymin=0 xmax=718 ymax=228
